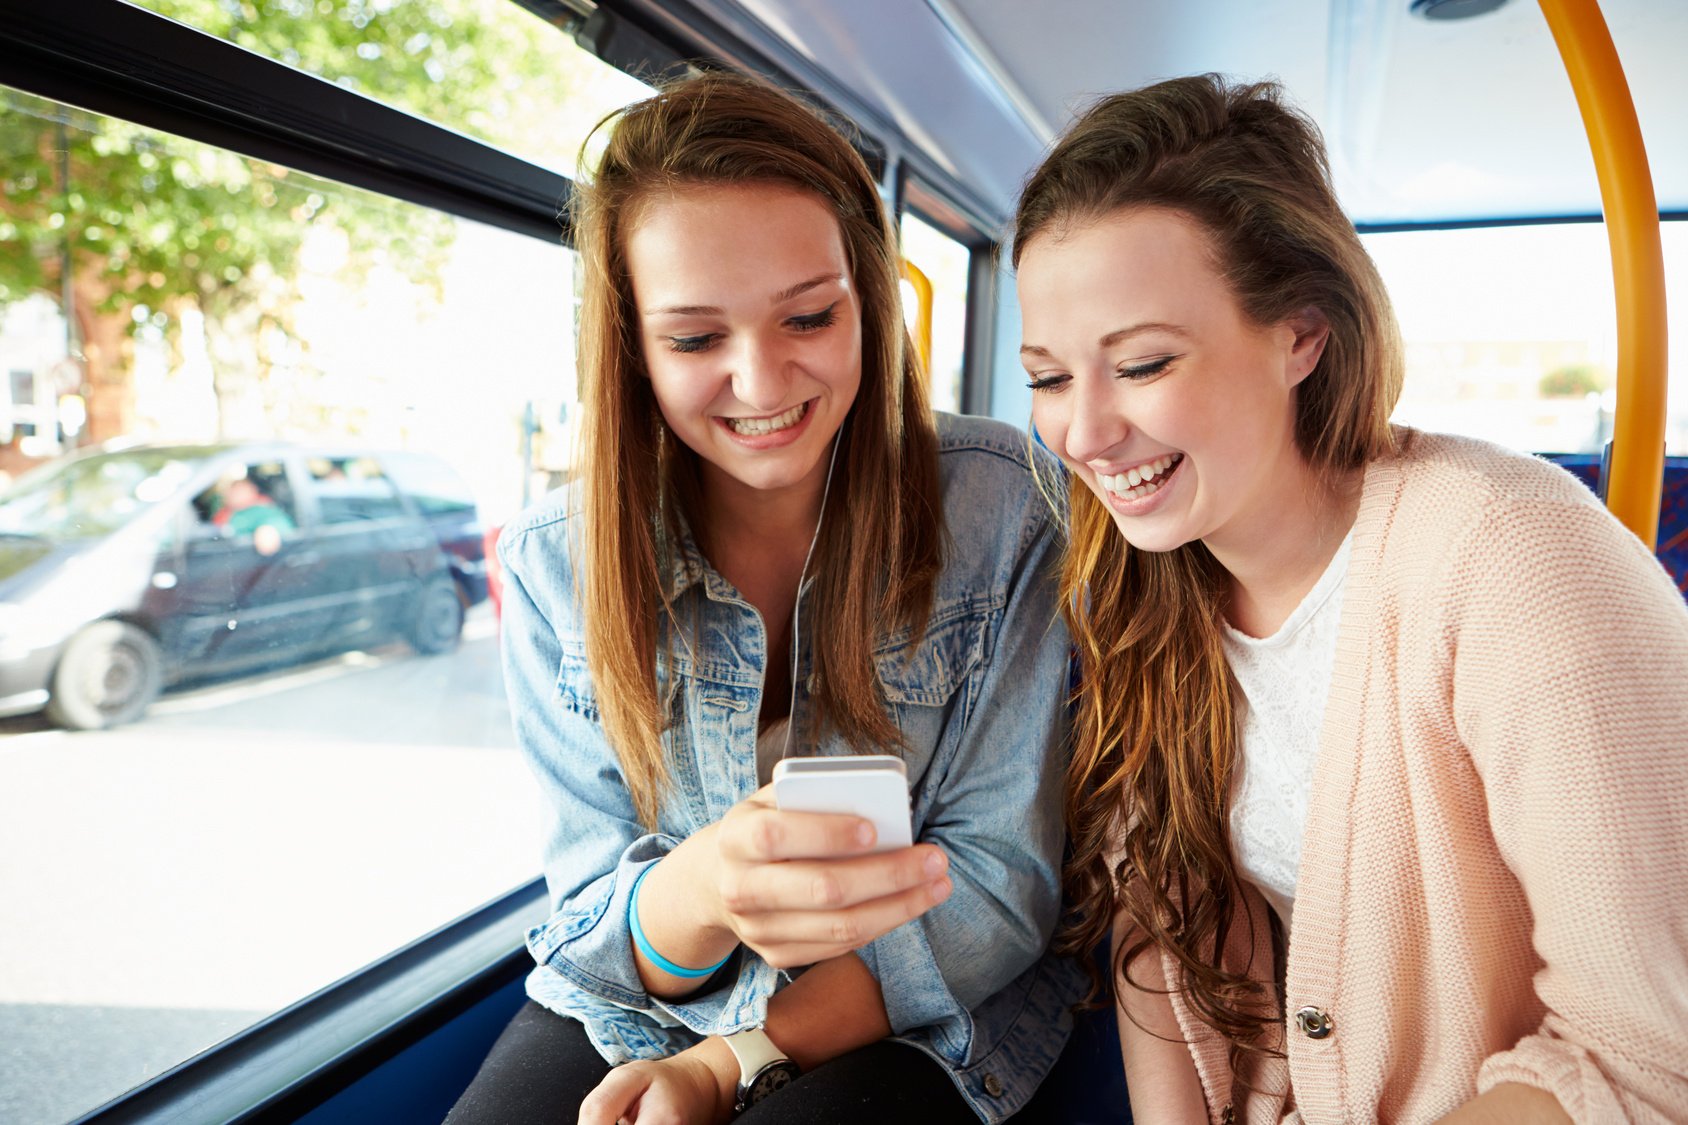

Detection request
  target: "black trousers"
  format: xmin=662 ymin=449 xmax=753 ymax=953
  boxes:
xmin=445 ymin=1001 xmax=1069 ymax=1124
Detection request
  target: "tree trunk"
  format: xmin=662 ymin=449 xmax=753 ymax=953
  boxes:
xmin=202 ymin=297 xmax=269 ymax=440
xmin=72 ymin=270 xmax=133 ymax=445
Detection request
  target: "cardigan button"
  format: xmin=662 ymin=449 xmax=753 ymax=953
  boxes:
xmin=1220 ymin=1104 xmax=1236 ymax=1124
xmin=1294 ymin=1005 xmax=1334 ymax=1039
xmin=982 ymin=1072 xmax=1004 ymax=1097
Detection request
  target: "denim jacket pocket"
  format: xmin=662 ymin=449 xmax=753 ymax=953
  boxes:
xmin=873 ymin=596 xmax=996 ymax=709
xmin=555 ymin=638 xmax=600 ymax=722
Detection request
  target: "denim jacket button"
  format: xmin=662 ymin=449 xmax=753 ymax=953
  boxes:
xmin=982 ymin=1072 xmax=1004 ymax=1097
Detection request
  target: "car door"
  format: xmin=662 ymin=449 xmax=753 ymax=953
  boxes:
xmin=296 ymin=454 xmax=440 ymax=648
xmin=170 ymin=455 xmax=335 ymax=672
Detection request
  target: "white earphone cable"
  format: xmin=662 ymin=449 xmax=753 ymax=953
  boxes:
xmin=782 ymin=429 xmax=843 ymax=763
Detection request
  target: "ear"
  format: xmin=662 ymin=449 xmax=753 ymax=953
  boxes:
xmin=1284 ymin=308 xmax=1331 ymax=388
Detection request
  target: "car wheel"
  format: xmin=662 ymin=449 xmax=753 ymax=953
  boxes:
xmin=46 ymin=620 xmax=165 ymax=731
xmin=409 ymin=575 xmax=465 ymax=655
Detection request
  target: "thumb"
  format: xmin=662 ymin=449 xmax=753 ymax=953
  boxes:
xmin=577 ymin=1064 xmax=652 ymax=1125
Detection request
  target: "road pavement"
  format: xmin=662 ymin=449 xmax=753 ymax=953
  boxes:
xmin=0 ymin=608 xmax=542 ymax=1125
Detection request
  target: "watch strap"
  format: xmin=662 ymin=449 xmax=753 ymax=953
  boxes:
xmin=722 ymin=1027 xmax=787 ymax=1082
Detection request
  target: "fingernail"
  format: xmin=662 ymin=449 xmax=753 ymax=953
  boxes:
xmin=857 ymin=821 xmax=875 ymax=847
xmin=924 ymin=850 xmax=946 ymax=876
xmin=931 ymin=878 xmax=952 ymax=902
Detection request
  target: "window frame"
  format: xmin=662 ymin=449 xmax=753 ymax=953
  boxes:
xmin=69 ymin=881 xmax=547 ymax=1125
xmin=1 ymin=0 xmax=573 ymax=244
xmin=900 ymin=175 xmax=998 ymax=416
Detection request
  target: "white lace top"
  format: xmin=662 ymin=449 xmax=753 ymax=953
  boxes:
xmin=1222 ymin=532 xmax=1353 ymax=933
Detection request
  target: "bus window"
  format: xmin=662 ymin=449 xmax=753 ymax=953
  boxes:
xmin=900 ymin=210 xmax=972 ymax=413
xmin=0 ymin=80 xmax=579 ymax=1124
xmin=126 ymin=0 xmax=654 ymax=177
xmin=1363 ymin=221 xmax=1688 ymax=455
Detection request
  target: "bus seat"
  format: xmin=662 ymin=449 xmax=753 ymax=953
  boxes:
xmin=309 ymin=971 xmax=1133 ymax=1125
xmin=1545 ymin=454 xmax=1688 ymax=595
xmin=1032 ymin=993 xmax=1134 ymax=1123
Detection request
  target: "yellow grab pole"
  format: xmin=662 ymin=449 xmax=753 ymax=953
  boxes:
xmin=902 ymin=259 xmax=934 ymax=376
xmin=1539 ymin=0 xmax=1668 ymax=548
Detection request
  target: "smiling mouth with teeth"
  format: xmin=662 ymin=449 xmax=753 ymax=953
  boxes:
xmin=724 ymin=400 xmax=809 ymax=437
xmin=1097 ymin=453 xmax=1183 ymax=501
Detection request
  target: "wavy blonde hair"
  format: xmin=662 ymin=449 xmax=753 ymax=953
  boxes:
xmin=572 ymin=72 xmax=941 ymax=829
xmin=1013 ymin=75 xmax=1403 ymax=1061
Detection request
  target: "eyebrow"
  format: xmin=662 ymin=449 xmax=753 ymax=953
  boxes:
xmin=647 ymin=273 xmax=844 ymax=318
xmin=775 ymin=273 xmax=843 ymax=303
xmin=1019 ymin=321 xmax=1191 ymax=360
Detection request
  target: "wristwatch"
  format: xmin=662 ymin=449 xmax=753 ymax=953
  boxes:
xmin=723 ymin=1027 xmax=801 ymax=1113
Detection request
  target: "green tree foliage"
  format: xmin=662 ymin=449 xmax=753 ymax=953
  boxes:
xmin=1539 ymin=362 xmax=1610 ymax=399
xmin=135 ymin=0 xmax=594 ymax=163
xmin=0 ymin=0 xmax=614 ymax=443
xmin=0 ymin=92 xmax=409 ymax=344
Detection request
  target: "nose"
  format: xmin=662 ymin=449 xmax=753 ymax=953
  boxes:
xmin=1061 ymin=372 xmax=1129 ymax=465
xmin=730 ymin=334 xmax=793 ymax=414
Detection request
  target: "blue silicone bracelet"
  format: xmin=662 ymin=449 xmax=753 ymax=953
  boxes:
xmin=629 ymin=862 xmax=734 ymax=979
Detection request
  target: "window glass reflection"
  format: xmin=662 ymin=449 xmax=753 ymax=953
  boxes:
xmin=0 ymin=86 xmax=565 ymax=1125
xmin=1364 ymin=222 xmax=1688 ymax=454
xmin=899 ymin=210 xmax=971 ymax=413
xmin=128 ymin=0 xmax=655 ymax=176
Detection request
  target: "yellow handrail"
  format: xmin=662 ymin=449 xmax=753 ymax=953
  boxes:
xmin=1539 ymin=0 xmax=1669 ymax=548
xmin=902 ymin=259 xmax=934 ymax=376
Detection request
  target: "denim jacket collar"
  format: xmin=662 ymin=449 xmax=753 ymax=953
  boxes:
xmin=658 ymin=503 xmax=815 ymax=608
xmin=657 ymin=508 xmax=709 ymax=602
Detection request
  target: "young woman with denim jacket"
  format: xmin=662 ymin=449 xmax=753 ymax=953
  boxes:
xmin=446 ymin=73 xmax=1080 ymax=1125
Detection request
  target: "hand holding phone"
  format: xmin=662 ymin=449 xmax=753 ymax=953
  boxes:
xmin=699 ymin=755 xmax=943 ymax=970
xmin=771 ymin=754 xmax=913 ymax=853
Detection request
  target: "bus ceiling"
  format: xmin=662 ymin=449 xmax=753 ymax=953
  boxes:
xmin=625 ymin=0 xmax=1683 ymax=230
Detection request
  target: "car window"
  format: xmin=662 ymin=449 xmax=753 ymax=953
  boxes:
xmin=0 ymin=449 xmax=205 ymax=539
xmin=381 ymin=451 xmax=475 ymax=516
xmin=192 ymin=460 xmax=299 ymax=553
xmin=307 ymin=456 xmax=407 ymax=523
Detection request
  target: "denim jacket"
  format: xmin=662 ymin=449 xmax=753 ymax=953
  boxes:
xmin=497 ymin=412 xmax=1084 ymax=1122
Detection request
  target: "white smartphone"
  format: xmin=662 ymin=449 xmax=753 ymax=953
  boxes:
xmin=770 ymin=755 xmax=914 ymax=854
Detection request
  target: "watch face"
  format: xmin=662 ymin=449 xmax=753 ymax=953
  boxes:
xmin=744 ymin=1059 xmax=801 ymax=1104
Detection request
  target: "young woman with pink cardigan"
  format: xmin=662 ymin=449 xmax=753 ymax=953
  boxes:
xmin=1013 ymin=74 xmax=1688 ymax=1123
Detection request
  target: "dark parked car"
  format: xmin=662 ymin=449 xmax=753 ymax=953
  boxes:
xmin=0 ymin=442 xmax=488 ymax=730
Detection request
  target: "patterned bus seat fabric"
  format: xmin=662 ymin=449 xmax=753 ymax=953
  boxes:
xmin=1546 ymin=454 xmax=1688 ymax=595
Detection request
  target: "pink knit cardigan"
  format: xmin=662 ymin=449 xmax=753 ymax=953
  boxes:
xmin=1149 ymin=430 xmax=1688 ymax=1123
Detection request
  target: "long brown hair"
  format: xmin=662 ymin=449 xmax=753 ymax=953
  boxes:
xmin=572 ymin=72 xmax=941 ymax=829
xmin=1012 ymin=75 xmax=1403 ymax=1056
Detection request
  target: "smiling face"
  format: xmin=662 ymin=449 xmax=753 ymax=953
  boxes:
xmin=1019 ymin=207 xmax=1328 ymax=562
xmin=625 ymin=182 xmax=863 ymax=509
